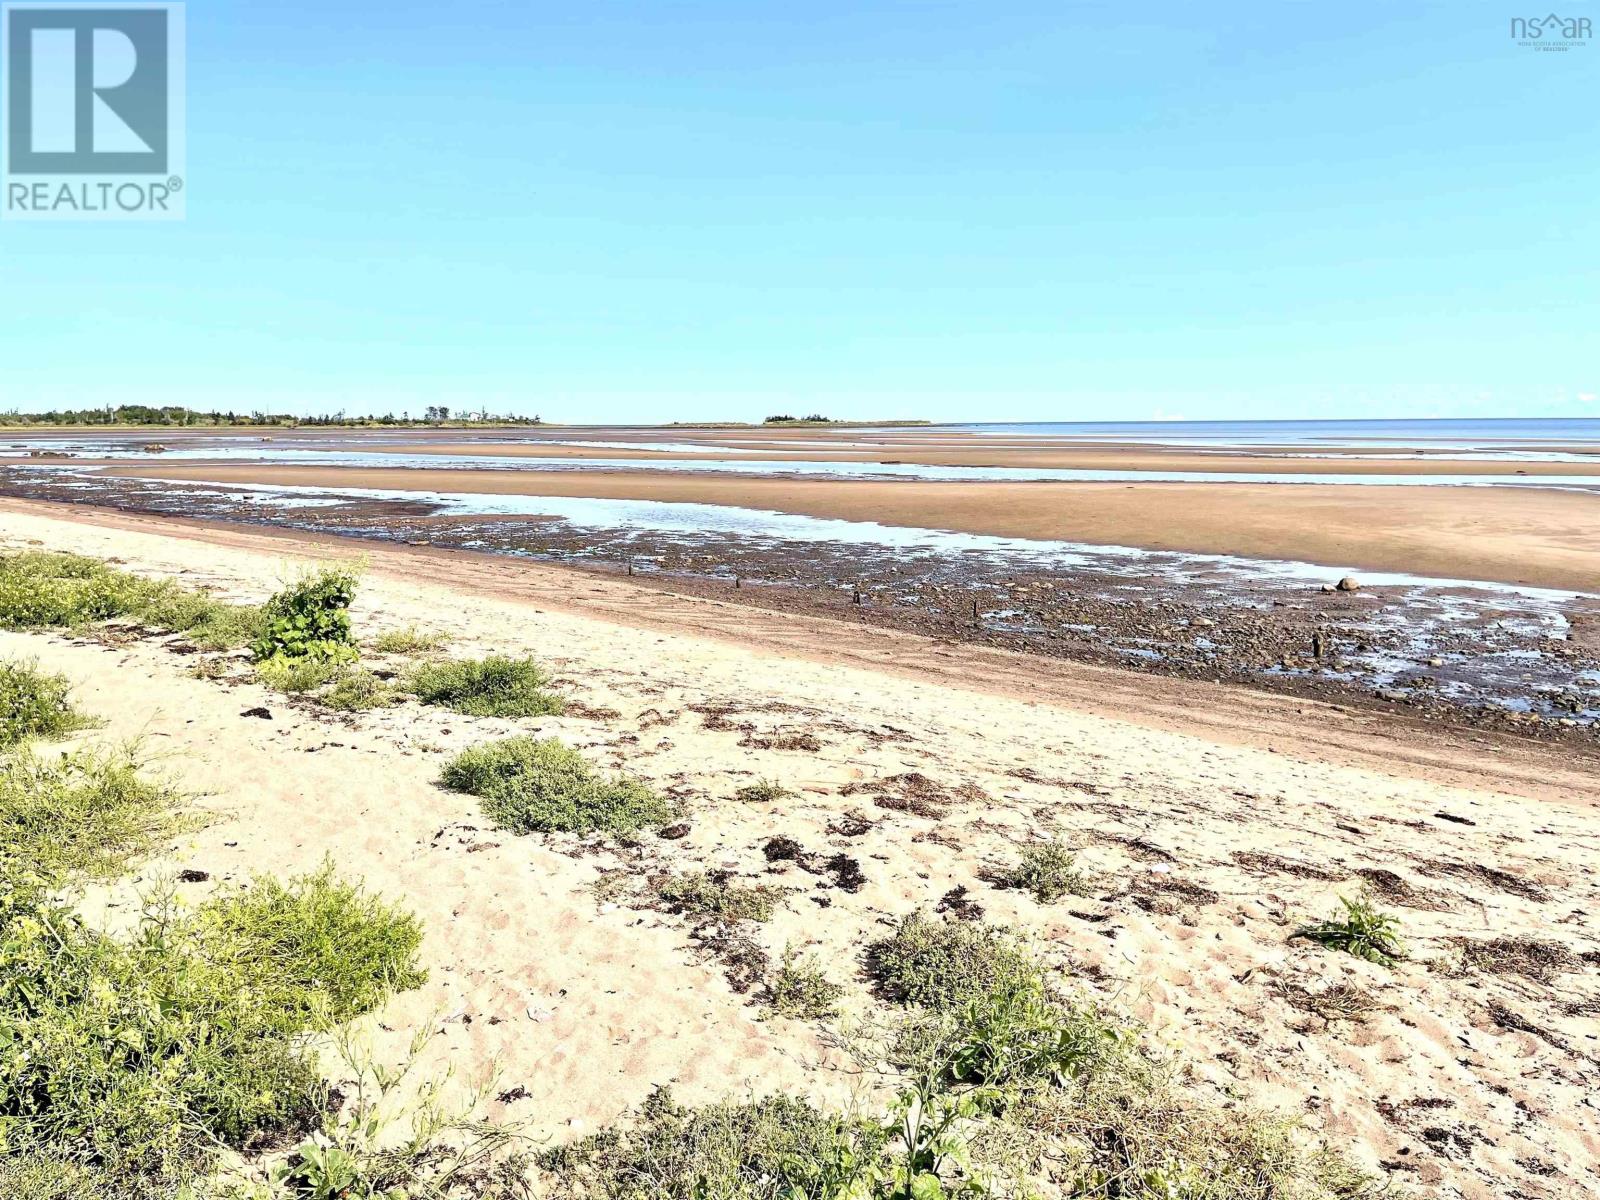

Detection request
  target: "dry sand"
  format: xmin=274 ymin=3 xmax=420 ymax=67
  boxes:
xmin=98 ymin=461 xmax=1600 ymax=591
xmin=3 ymin=502 xmax=1598 ymax=1199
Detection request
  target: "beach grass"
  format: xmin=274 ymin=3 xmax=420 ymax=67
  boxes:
xmin=999 ymin=839 xmax=1093 ymax=903
xmin=410 ymin=654 xmax=564 ymax=718
xmin=440 ymin=735 xmax=673 ymax=834
xmin=0 ymin=658 xmax=95 ymax=748
xmin=0 ymin=746 xmax=190 ymax=881
xmin=0 ymin=550 xmax=263 ymax=647
xmin=656 ymin=871 xmax=787 ymax=923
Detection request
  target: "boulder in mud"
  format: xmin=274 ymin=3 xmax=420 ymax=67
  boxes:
xmin=1336 ymin=576 xmax=1361 ymax=592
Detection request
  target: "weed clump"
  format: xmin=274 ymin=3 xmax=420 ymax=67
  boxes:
xmin=0 ymin=747 xmax=190 ymax=880
xmin=540 ymin=1087 xmax=878 ymax=1200
xmin=255 ymin=655 xmax=345 ymax=694
xmin=321 ymin=669 xmax=402 ymax=712
xmin=767 ymin=947 xmax=845 ymax=1019
xmin=410 ymin=655 xmax=564 ymax=717
xmin=657 ymin=871 xmax=787 ymax=923
xmin=867 ymin=912 xmax=1041 ymax=1011
xmin=1295 ymin=895 xmax=1404 ymax=967
xmin=0 ymin=659 xmax=93 ymax=748
xmin=734 ymin=779 xmax=793 ymax=804
xmin=441 ymin=736 xmax=674 ymax=834
xmin=0 ymin=865 xmax=425 ymax=1189
xmin=370 ymin=625 xmax=450 ymax=655
xmin=1000 ymin=839 xmax=1092 ymax=903
xmin=252 ymin=567 xmax=360 ymax=663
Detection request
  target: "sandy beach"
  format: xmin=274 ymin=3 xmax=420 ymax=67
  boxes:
xmin=2 ymin=500 xmax=1597 ymax=1198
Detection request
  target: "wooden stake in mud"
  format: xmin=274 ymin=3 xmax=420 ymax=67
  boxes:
xmin=1311 ymin=630 xmax=1325 ymax=659
xmin=853 ymin=588 xmax=862 ymax=605
xmin=627 ymin=558 xmax=634 ymax=577
xmin=972 ymin=598 xmax=980 ymax=624
xmin=734 ymin=575 xmax=742 ymax=589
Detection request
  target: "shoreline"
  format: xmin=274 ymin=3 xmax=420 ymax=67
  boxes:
xmin=82 ymin=461 xmax=1600 ymax=592
xmin=4 ymin=494 xmax=1594 ymax=800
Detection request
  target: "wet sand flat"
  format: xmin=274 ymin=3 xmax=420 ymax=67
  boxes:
xmin=95 ymin=461 xmax=1600 ymax=591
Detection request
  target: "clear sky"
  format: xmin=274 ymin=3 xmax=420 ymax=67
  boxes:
xmin=1 ymin=1 xmax=1595 ymax=423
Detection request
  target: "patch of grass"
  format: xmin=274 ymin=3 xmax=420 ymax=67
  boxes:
xmin=1294 ymin=895 xmax=1404 ymax=967
xmin=184 ymin=863 xmax=426 ymax=1024
xmin=0 ymin=659 xmax=94 ymax=748
xmin=0 ymin=864 xmax=426 ymax=1191
xmin=253 ymin=566 xmax=360 ymax=663
xmin=256 ymin=654 xmax=345 ymax=694
xmin=866 ymin=911 xmax=1042 ymax=1012
xmin=409 ymin=655 xmax=564 ymax=718
xmin=733 ymin=778 xmax=793 ymax=803
xmin=657 ymin=871 xmax=787 ymax=923
xmin=999 ymin=839 xmax=1092 ymax=903
xmin=767 ymin=947 xmax=845 ymax=1019
xmin=440 ymin=736 xmax=675 ymax=834
xmin=539 ymin=1087 xmax=880 ymax=1200
xmin=370 ymin=625 xmax=450 ymax=655
xmin=321 ymin=668 xmax=403 ymax=712
xmin=0 ymin=747 xmax=189 ymax=881
xmin=0 ymin=550 xmax=262 ymax=648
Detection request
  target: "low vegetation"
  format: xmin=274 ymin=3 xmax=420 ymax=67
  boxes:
xmin=0 ymin=866 xmax=426 ymax=1193
xmin=440 ymin=736 xmax=675 ymax=834
xmin=321 ymin=668 xmax=403 ymax=711
xmin=1294 ymin=895 xmax=1405 ymax=967
xmin=540 ymin=1088 xmax=877 ymax=1200
xmin=0 ymin=659 xmax=94 ymax=748
xmin=371 ymin=625 xmax=451 ymax=655
xmin=410 ymin=654 xmax=564 ymax=717
xmin=0 ymin=746 xmax=190 ymax=880
xmin=767 ymin=948 xmax=845 ymax=1020
xmin=656 ymin=871 xmax=787 ymax=923
xmin=0 ymin=550 xmax=263 ymax=647
xmin=867 ymin=912 xmax=1041 ymax=1012
xmin=999 ymin=839 xmax=1092 ymax=903
xmin=734 ymin=778 xmax=793 ymax=803
xmin=256 ymin=654 xmax=346 ymax=694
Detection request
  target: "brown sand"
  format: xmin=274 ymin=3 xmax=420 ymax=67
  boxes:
xmin=97 ymin=462 xmax=1600 ymax=591
xmin=2 ymin=500 xmax=1597 ymax=1199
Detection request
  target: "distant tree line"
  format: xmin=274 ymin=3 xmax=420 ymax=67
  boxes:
xmin=763 ymin=413 xmax=832 ymax=424
xmin=0 ymin=405 xmax=543 ymax=428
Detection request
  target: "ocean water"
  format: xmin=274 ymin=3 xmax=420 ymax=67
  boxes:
xmin=946 ymin=417 xmax=1600 ymax=449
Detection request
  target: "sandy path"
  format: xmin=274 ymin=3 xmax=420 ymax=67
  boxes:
xmin=2 ymin=501 xmax=1597 ymax=1199
xmin=95 ymin=461 xmax=1600 ymax=592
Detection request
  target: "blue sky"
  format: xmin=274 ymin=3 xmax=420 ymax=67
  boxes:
xmin=1 ymin=1 xmax=1595 ymax=423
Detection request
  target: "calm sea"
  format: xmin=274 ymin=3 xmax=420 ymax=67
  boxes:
xmin=946 ymin=418 xmax=1600 ymax=448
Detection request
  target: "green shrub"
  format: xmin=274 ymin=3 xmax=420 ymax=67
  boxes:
xmin=252 ymin=567 xmax=359 ymax=663
xmin=0 ymin=748 xmax=189 ymax=881
xmin=767 ymin=947 xmax=845 ymax=1019
xmin=1000 ymin=840 xmax=1092 ymax=903
xmin=409 ymin=655 xmax=563 ymax=717
xmin=256 ymin=655 xmax=344 ymax=694
xmin=539 ymin=1087 xmax=881 ymax=1200
xmin=1294 ymin=895 xmax=1404 ymax=967
xmin=182 ymin=863 xmax=426 ymax=1024
xmin=867 ymin=912 xmax=1042 ymax=1012
xmin=440 ymin=736 xmax=674 ymax=835
xmin=371 ymin=625 xmax=450 ymax=655
xmin=321 ymin=669 xmax=402 ymax=712
xmin=0 ymin=865 xmax=426 ymax=1189
xmin=657 ymin=871 xmax=786 ymax=923
xmin=0 ymin=659 xmax=93 ymax=748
